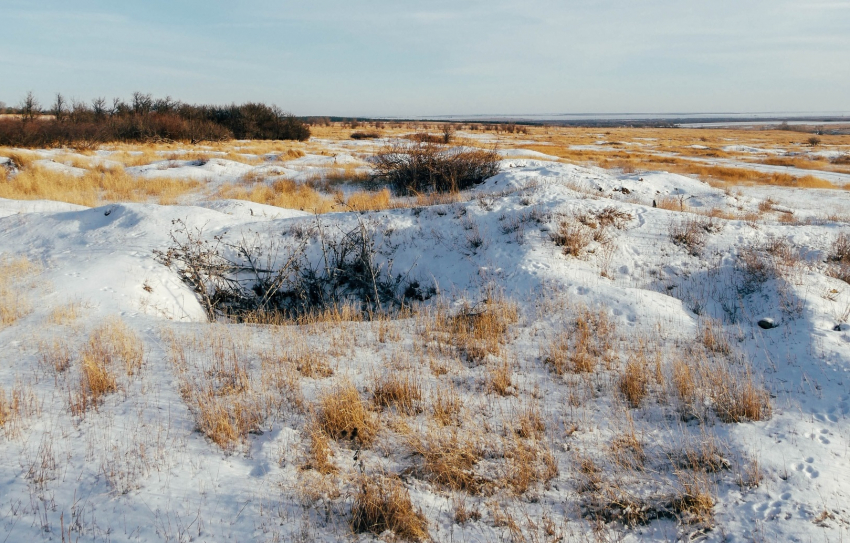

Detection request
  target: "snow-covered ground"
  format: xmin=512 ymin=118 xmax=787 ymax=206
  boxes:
xmin=1 ymin=150 xmax=850 ymax=542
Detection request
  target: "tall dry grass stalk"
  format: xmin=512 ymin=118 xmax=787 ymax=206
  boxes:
xmin=0 ymin=255 xmax=39 ymax=327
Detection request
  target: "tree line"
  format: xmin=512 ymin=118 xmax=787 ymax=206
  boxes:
xmin=0 ymin=92 xmax=310 ymax=147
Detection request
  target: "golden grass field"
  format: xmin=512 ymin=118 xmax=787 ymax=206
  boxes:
xmin=1 ymin=123 xmax=849 ymax=211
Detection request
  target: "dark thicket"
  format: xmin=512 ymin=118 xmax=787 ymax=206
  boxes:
xmin=0 ymin=92 xmax=310 ymax=147
xmin=371 ymin=141 xmax=501 ymax=195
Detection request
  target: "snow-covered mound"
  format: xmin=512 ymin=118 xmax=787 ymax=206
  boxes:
xmin=126 ymin=157 xmax=256 ymax=183
xmin=1 ymin=160 xmax=850 ymax=542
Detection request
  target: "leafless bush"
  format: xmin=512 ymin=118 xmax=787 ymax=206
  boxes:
xmin=371 ymin=141 xmax=500 ymax=195
xmin=155 ymin=218 xmax=426 ymax=321
xmin=350 ymin=131 xmax=381 ymax=140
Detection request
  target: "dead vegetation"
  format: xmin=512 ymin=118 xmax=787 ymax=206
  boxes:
xmin=351 ymin=473 xmax=429 ymax=541
xmin=421 ymin=296 xmax=519 ymax=364
xmin=69 ymin=318 xmax=143 ymax=415
xmin=543 ymin=306 xmax=614 ymax=374
xmin=371 ymin=141 xmax=500 ymax=195
xmin=0 ymin=255 xmax=39 ymax=327
xmin=316 ymin=380 xmax=379 ymax=447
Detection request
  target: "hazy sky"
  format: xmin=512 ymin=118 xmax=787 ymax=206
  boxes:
xmin=1 ymin=0 xmax=848 ymax=116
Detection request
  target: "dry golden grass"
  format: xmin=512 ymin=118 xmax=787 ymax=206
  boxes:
xmin=488 ymin=358 xmax=515 ymax=396
xmin=89 ymin=318 xmax=144 ymax=375
xmin=0 ymin=387 xmax=16 ymax=429
xmin=302 ymin=421 xmax=338 ymax=474
xmin=0 ymin=255 xmax=39 ymax=327
xmin=371 ymin=371 xmax=423 ymax=415
xmin=710 ymin=367 xmax=771 ymax=423
xmin=165 ymin=327 xmax=272 ymax=449
xmin=408 ymin=427 xmax=485 ymax=493
xmin=316 ymin=379 xmax=379 ymax=446
xmin=0 ymin=164 xmax=200 ymax=207
xmin=503 ymin=438 xmax=559 ymax=495
xmin=619 ymin=354 xmax=649 ymax=408
xmin=351 ymin=473 xmax=429 ymax=541
xmin=700 ymin=319 xmax=730 ymax=355
xmin=69 ymin=317 xmax=143 ymax=415
xmin=38 ymin=338 xmax=72 ymax=372
xmin=423 ymin=297 xmax=519 ymax=363
xmin=71 ymin=340 xmax=118 ymax=415
xmin=544 ymin=306 xmax=614 ymax=374
xmin=0 ymin=381 xmax=37 ymax=437
xmin=551 ymin=218 xmax=592 ymax=258
xmin=431 ymin=383 xmax=464 ymax=426
xmin=46 ymin=300 xmax=84 ymax=325
xmin=513 ymin=402 xmax=545 ymax=440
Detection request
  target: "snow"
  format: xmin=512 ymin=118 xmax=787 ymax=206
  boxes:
xmin=32 ymin=159 xmax=88 ymax=177
xmin=1 ymin=154 xmax=850 ymax=542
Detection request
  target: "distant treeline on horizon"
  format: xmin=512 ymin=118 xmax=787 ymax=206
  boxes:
xmin=0 ymin=92 xmax=311 ymax=147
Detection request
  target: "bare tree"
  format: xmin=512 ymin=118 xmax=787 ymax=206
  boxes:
xmin=19 ymin=91 xmax=40 ymax=121
xmin=92 ymin=97 xmax=107 ymax=119
xmin=51 ymin=93 xmax=67 ymax=122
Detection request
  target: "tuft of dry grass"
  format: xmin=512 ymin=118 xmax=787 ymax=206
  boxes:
xmin=700 ymin=319 xmax=730 ymax=355
xmin=38 ymin=338 xmax=72 ymax=372
xmin=488 ymin=359 xmax=515 ymax=396
xmin=424 ymin=297 xmax=519 ymax=363
xmin=711 ymin=367 xmax=772 ymax=423
xmin=544 ymin=306 xmax=614 ymax=374
xmin=0 ymin=255 xmax=39 ymax=327
xmin=408 ymin=427 xmax=485 ymax=494
xmin=351 ymin=473 xmax=429 ymax=541
xmin=70 ymin=317 xmax=143 ymax=414
xmin=551 ymin=218 xmax=592 ymax=258
xmin=167 ymin=327 xmax=269 ymax=449
xmin=372 ymin=372 xmax=423 ymax=415
xmin=619 ymin=355 xmax=649 ymax=408
xmin=302 ymin=421 xmax=338 ymax=474
xmin=431 ymin=383 xmax=464 ymax=426
xmin=47 ymin=300 xmax=84 ymax=325
xmin=316 ymin=380 xmax=379 ymax=446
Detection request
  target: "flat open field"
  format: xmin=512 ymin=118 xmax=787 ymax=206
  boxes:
xmin=1 ymin=124 xmax=850 ymax=542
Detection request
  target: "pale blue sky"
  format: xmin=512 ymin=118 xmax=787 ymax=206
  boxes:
xmin=1 ymin=0 xmax=848 ymax=116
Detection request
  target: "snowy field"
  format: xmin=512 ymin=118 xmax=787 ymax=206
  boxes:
xmin=2 ymin=131 xmax=850 ymax=542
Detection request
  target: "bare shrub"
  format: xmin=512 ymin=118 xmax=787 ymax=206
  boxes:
xmin=351 ymin=473 xmax=429 ymax=541
xmin=156 ymin=217 xmax=424 ymax=322
xmin=350 ymin=131 xmax=381 ymax=140
xmin=371 ymin=141 xmax=500 ymax=195
xmin=828 ymin=232 xmax=850 ymax=284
